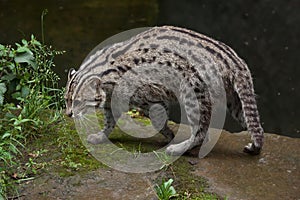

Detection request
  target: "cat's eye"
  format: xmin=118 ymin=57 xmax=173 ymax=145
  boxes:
xmin=73 ymin=100 xmax=81 ymax=106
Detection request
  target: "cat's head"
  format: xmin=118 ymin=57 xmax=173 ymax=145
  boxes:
xmin=64 ymin=68 xmax=106 ymax=118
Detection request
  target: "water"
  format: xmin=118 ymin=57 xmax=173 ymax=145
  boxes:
xmin=0 ymin=0 xmax=158 ymax=77
xmin=0 ymin=0 xmax=299 ymax=137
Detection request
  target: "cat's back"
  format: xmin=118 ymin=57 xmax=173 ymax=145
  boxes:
xmin=81 ymin=26 xmax=248 ymax=74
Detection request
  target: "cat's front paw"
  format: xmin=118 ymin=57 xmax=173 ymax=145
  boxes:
xmin=165 ymin=142 xmax=189 ymax=156
xmin=243 ymin=143 xmax=261 ymax=155
xmin=87 ymin=132 xmax=107 ymax=144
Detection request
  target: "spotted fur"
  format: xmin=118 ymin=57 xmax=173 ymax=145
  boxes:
xmin=65 ymin=26 xmax=264 ymax=155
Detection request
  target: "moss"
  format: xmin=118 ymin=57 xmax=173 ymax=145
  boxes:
xmin=18 ymin=111 xmax=224 ymax=199
xmin=153 ymin=156 xmax=213 ymax=199
xmin=17 ymin=114 xmax=106 ymax=178
xmin=59 ymin=113 xmax=221 ymax=198
xmin=54 ymin=116 xmax=107 ymax=175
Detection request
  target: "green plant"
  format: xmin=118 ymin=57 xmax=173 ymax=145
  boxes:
xmin=180 ymin=192 xmax=220 ymax=200
xmin=0 ymin=35 xmax=64 ymax=198
xmin=41 ymin=9 xmax=48 ymax=44
xmin=155 ymin=178 xmax=178 ymax=200
xmin=153 ymin=150 xmax=174 ymax=170
xmin=113 ymin=142 xmax=143 ymax=158
xmin=60 ymin=155 xmax=83 ymax=171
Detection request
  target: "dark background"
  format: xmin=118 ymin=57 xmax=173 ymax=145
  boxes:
xmin=0 ymin=0 xmax=299 ymax=137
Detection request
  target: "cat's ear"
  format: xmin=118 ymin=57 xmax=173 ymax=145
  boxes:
xmin=68 ymin=68 xmax=76 ymax=80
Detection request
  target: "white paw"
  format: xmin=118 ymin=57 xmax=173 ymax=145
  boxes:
xmin=166 ymin=142 xmax=190 ymax=156
xmin=87 ymin=132 xmax=107 ymax=144
xmin=243 ymin=142 xmax=261 ymax=155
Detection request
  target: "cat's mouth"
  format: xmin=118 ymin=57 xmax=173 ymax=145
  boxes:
xmin=72 ymin=106 xmax=98 ymax=119
xmin=72 ymin=112 xmax=83 ymax=119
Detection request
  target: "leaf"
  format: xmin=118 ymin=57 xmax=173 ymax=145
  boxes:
xmin=12 ymin=118 xmax=33 ymax=125
xmin=22 ymin=39 xmax=28 ymax=46
xmin=0 ymin=82 xmax=6 ymax=93
xmin=21 ymin=86 xmax=30 ymax=98
xmin=14 ymin=51 xmax=37 ymax=69
xmin=5 ymin=112 xmax=17 ymax=119
xmin=11 ymin=91 xmax=21 ymax=100
xmin=0 ymin=82 xmax=7 ymax=105
xmin=168 ymin=186 xmax=176 ymax=196
xmin=16 ymin=46 xmax=30 ymax=53
xmin=164 ymin=178 xmax=173 ymax=187
xmin=155 ymin=179 xmax=177 ymax=200
xmin=31 ymin=35 xmax=41 ymax=46
xmin=8 ymin=62 xmax=16 ymax=70
xmin=0 ymin=44 xmax=5 ymax=50
xmin=1 ymin=132 xmax=11 ymax=139
xmin=8 ymin=50 xmax=14 ymax=58
xmin=1 ymin=73 xmax=16 ymax=81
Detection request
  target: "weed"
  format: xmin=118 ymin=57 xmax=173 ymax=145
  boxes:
xmin=55 ymin=116 xmax=103 ymax=175
xmin=153 ymin=150 xmax=174 ymax=170
xmin=155 ymin=178 xmax=178 ymax=200
xmin=60 ymin=155 xmax=83 ymax=171
xmin=179 ymin=192 xmax=221 ymax=200
xmin=0 ymin=33 xmax=64 ymax=198
xmin=114 ymin=142 xmax=143 ymax=158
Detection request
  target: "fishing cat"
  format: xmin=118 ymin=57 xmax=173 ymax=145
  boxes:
xmin=64 ymin=26 xmax=264 ymax=155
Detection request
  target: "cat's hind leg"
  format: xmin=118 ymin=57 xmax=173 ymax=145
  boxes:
xmin=149 ymin=103 xmax=175 ymax=142
xmin=166 ymin=82 xmax=212 ymax=156
xmin=227 ymin=91 xmax=247 ymax=129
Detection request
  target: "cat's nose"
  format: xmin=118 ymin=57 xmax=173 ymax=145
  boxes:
xmin=66 ymin=110 xmax=73 ymax=117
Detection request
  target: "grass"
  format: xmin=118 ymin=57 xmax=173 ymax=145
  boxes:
xmin=0 ymin=33 xmax=64 ymax=198
xmin=1 ymin=112 xmax=226 ymax=199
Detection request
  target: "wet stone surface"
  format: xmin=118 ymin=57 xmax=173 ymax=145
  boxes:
xmin=192 ymin=131 xmax=300 ymax=200
xmin=19 ymin=170 xmax=157 ymax=200
xmin=19 ymin=131 xmax=300 ymax=200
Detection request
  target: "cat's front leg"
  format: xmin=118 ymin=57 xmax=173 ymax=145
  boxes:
xmin=87 ymin=107 xmax=119 ymax=144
